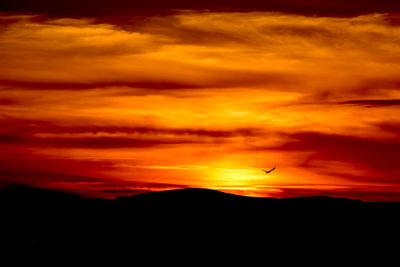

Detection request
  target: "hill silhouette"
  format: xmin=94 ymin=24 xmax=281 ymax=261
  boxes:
xmin=2 ymin=185 xmax=400 ymax=251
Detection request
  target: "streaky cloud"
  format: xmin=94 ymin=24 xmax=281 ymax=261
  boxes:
xmin=339 ymin=99 xmax=400 ymax=107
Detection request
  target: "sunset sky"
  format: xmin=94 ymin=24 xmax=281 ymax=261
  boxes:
xmin=1 ymin=1 xmax=400 ymax=201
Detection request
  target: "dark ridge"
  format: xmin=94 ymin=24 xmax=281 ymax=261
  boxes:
xmin=2 ymin=185 xmax=400 ymax=252
xmin=116 ymin=187 xmax=253 ymax=201
xmin=0 ymin=184 xmax=82 ymax=201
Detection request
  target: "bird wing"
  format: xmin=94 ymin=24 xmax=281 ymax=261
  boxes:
xmin=262 ymin=168 xmax=276 ymax=173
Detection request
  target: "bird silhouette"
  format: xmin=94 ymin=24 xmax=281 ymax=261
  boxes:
xmin=262 ymin=167 xmax=276 ymax=174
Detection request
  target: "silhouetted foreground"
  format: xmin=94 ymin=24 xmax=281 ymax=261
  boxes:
xmin=2 ymin=185 xmax=400 ymax=251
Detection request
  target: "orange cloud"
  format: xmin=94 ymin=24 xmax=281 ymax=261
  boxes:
xmin=1 ymin=12 xmax=400 ymax=200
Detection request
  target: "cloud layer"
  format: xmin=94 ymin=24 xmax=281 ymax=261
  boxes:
xmin=1 ymin=11 xmax=400 ymax=200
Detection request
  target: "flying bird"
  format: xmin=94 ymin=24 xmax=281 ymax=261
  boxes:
xmin=262 ymin=167 xmax=276 ymax=174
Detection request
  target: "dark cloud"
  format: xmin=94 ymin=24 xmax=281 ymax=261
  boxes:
xmin=35 ymin=136 xmax=198 ymax=149
xmin=0 ymin=80 xmax=203 ymax=90
xmin=258 ymin=131 xmax=400 ymax=185
xmin=0 ymin=167 xmax=100 ymax=184
xmin=339 ymin=99 xmax=400 ymax=107
xmin=0 ymin=133 xmax=24 ymax=143
xmin=0 ymin=98 xmax=17 ymax=105
xmin=301 ymin=78 xmax=400 ymax=104
xmin=263 ymin=24 xmax=336 ymax=39
xmin=0 ymin=116 xmax=261 ymax=136
xmin=34 ymin=125 xmax=260 ymax=138
xmin=352 ymin=79 xmax=400 ymax=94
xmin=0 ymin=116 xmax=54 ymax=139
xmin=0 ymin=156 xmax=189 ymax=198
xmin=0 ymin=157 xmax=113 ymax=186
xmin=274 ymin=131 xmax=400 ymax=170
xmin=377 ymin=123 xmax=400 ymax=135
xmin=0 ymin=116 xmax=262 ymax=148
xmin=2 ymin=0 xmax=400 ymax=17
xmin=0 ymin=131 xmax=200 ymax=149
xmin=137 ymin=16 xmax=248 ymax=46
xmin=0 ymin=69 xmax=294 ymax=91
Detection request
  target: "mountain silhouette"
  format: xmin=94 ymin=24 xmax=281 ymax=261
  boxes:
xmin=2 ymin=185 xmax=400 ymax=252
xmin=117 ymin=187 xmax=252 ymax=201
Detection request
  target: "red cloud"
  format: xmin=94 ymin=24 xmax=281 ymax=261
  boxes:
xmin=265 ymin=129 xmax=400 ymax=185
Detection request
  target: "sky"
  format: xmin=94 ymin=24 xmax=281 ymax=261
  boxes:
xmin=1 ymin=1 xmax=400 ymax=201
